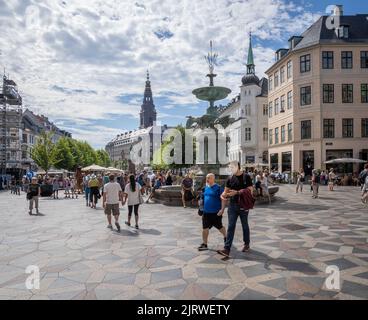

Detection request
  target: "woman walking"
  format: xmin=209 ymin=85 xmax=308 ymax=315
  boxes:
xmin=296 ymin=169 xmax=305 ymax=193
xmin=123 ymin=174 xmax=143 ymax=229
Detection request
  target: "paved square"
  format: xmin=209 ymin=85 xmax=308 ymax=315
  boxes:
xmin=0 ymin=185 xmax=367 ymax=300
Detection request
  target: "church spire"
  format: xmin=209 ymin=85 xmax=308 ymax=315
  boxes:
xmin=140 ymin=70 xmax=157 ymax=129
xmin=246 ymin=32 xmax=255 ymax=75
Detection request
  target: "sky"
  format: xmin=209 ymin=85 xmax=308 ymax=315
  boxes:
xmin=0 ymin=0 xmax=367 ymax=148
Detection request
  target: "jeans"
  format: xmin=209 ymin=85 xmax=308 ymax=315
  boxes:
xmin=224 ymin=202 xmax=250 ymax=250
xmin=85 ymin=187 xmax=90 ymax=204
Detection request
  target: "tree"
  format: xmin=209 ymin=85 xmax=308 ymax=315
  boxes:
xmin=31 ymin=131 xmax=59 ymax=175
xmin=96 ymin=149 xmax=111 ymax=167
xmin=54 ymin=137 xmax=75 ymax=171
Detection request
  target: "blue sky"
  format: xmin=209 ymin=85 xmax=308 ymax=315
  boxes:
xmin=0 ymin=0 xmax=367 ymax=148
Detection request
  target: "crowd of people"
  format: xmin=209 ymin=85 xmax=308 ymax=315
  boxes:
xmin=3 ymin=161 xmax=367 ymax=257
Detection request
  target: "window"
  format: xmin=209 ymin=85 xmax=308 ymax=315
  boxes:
xmin=269 ymin=129 xmax=273 ymax=145
xmin=362 ymin=84 xmax=368 ymax=103
xmin=268 ymin=102 xmax=273 ymax=118
xmin=280 ymin=67 xmax=285 ymax=83
xmin=287 ymin=123 xmax=293 ymax=141
xmin=301 ymin=120 xmax=312 ymax=139
xmin=362 ymin=119 xmax=368 ymax=138
xmin=263 ymin=104 xmax=268 ymax=116
xmin=245 ymin=128 xmax=251 ymax=141
xmin=275 ymin=128 xmax=279 ymax=144
xmin=322 ymin=51 xmax=334 ymax=69
xmin=269 ymin=77 xmax=273 ymax=91
xmin=300 ymin=54 xmax=311 ymax=73
xmin=323 ymin=119 xmax=335 ymax=138
xmin=274 ymin=71 xmax=279 ymax=87
xmin=323 ymin=84 xmax=334 ymax=103
xmin=263 ymin=128 xmax=268 ymax=141
xmin=281 ymin=125 xmax=285 ymax=143
xmin=287 ymin=60 xmax=292 ymax=78
xmin=287 ymin=91 xmax=293 ymax=109
xmin=341 ymin=51 xmax=353 ymax=69
xmin=280 ymin=95 xmax=285 ymax=112
xmin=361 ymin=51 xmax=368 ymax=68
xmin=245 ymin=104 xmax=251 ymax=116
xmin=342 ymin=84 xmax=353 ymax=103
xmin=337 ymin=26 xmax=349 ymax=39
xmin=342 ymin=119 xmax=354 ymax=138
xmin=300 ymin=86 xmax=311 ymax=106
xmin=362 ymin=118 xmax=368 ymax=138
xmin=274 ymin=98 xmax=279 ymax=115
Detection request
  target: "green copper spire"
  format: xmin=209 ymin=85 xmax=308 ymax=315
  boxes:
xmin=246 ymin=32 xmax=255 ymax=75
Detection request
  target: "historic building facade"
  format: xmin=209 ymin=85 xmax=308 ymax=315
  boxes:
xmin=218 ymin=34 xmax=269 ymax=165
xmin=266 ymin=6 xmax=368 ymax=174
xmin=106 ymin=71 xmax=167 ymax=169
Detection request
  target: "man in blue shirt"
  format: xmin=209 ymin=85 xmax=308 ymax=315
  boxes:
xmin=198 ymin=173 xmax=227 ymax=251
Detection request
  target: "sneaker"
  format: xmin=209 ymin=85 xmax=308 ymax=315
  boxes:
xmin=198 ymin=243 xmax=208 ymax=251
xmin=125 ymin=221 xmax=131 ymax=227
xmin=242 ymin=245 xmax=250 ymax=252
xmin=217 ymin=248 xmax=230 ymax=257
xmin=115 ymin=222 xmax=121 ymax=232
xmin=107 ymin=224 xmax=113 ymax=230
xmin=135 ymin=225 xmax=139 ymax=229
xmin=28 ymin=211 xmax=32 ymax=215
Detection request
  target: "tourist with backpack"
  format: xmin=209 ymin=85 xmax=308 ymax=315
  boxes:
xmin=217 ymin=161 xmax=254 ymax=258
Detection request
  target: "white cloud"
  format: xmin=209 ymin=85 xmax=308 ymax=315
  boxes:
xmin=0 ymin=0 xmax=320 ymax=148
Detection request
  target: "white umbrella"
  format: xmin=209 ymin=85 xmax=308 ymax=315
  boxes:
xmin=324 ymin=158 xmax=366 ymax=164
xmin=244 ymin=163 xmax=269 ymax=168
xmin=81 ymin=164 xmax=107 ymax=172
xmin=106 ymin=167 xmax=123 ymax=173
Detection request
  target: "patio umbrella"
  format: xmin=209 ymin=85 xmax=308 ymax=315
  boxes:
xmin=244 ymin=163 xmax=269 ymax=168
xmin=106 ymin=167 xmax=123 ymax=173
xmin=324 ymin=158 xmax=366 ymax=164
xmin=81 ymin=164 xmax=107 ymax=172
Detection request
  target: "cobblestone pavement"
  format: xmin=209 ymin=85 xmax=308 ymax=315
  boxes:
xmin=0 ymin=184 xmax=367 ymax=300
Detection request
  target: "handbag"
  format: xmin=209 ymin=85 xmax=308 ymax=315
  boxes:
xmin=26 ymin=192 xmax=33 ymax=200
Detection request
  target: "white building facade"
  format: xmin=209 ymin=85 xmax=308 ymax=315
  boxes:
xmin=219 ymin=35 xmax=269 ymax=165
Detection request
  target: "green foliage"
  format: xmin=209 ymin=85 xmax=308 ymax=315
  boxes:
xmin=30 ymin=131 xmax=59 ymax=173
xmin=54 ymin=137 xmax=75 ymax=171
xmin=36 ymin=134 xmax=112 ymax=171
xmin=96 ymin=149 xmax=111 ymax=167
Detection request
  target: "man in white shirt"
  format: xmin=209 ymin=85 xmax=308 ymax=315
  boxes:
xmin=103 ymin=174 xmax=123 ymax=232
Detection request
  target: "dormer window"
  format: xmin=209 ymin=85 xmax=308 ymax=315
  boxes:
xmin=337 ymin=25 xmax=349 ymax=39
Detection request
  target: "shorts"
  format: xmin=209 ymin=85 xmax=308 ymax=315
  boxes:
xmin=104 ymin=203 xmax=120 ymax=216
xmin=202 ymin=214 xmax=223 ymax=230
xmin=183 ymin=190 xmax=194 ymax=201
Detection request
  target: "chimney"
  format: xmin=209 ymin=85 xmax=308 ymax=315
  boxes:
xmin=333 ymin=5 xmax=343 ymax=16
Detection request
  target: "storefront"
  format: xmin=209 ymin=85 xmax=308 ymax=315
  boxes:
xmin=270 ymin=153 xmax=279 ymax=171
xmin=302 ymin=150 xmax=314 ymax=176
xmin=282 ymin=152 xmax=292 ymax=172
